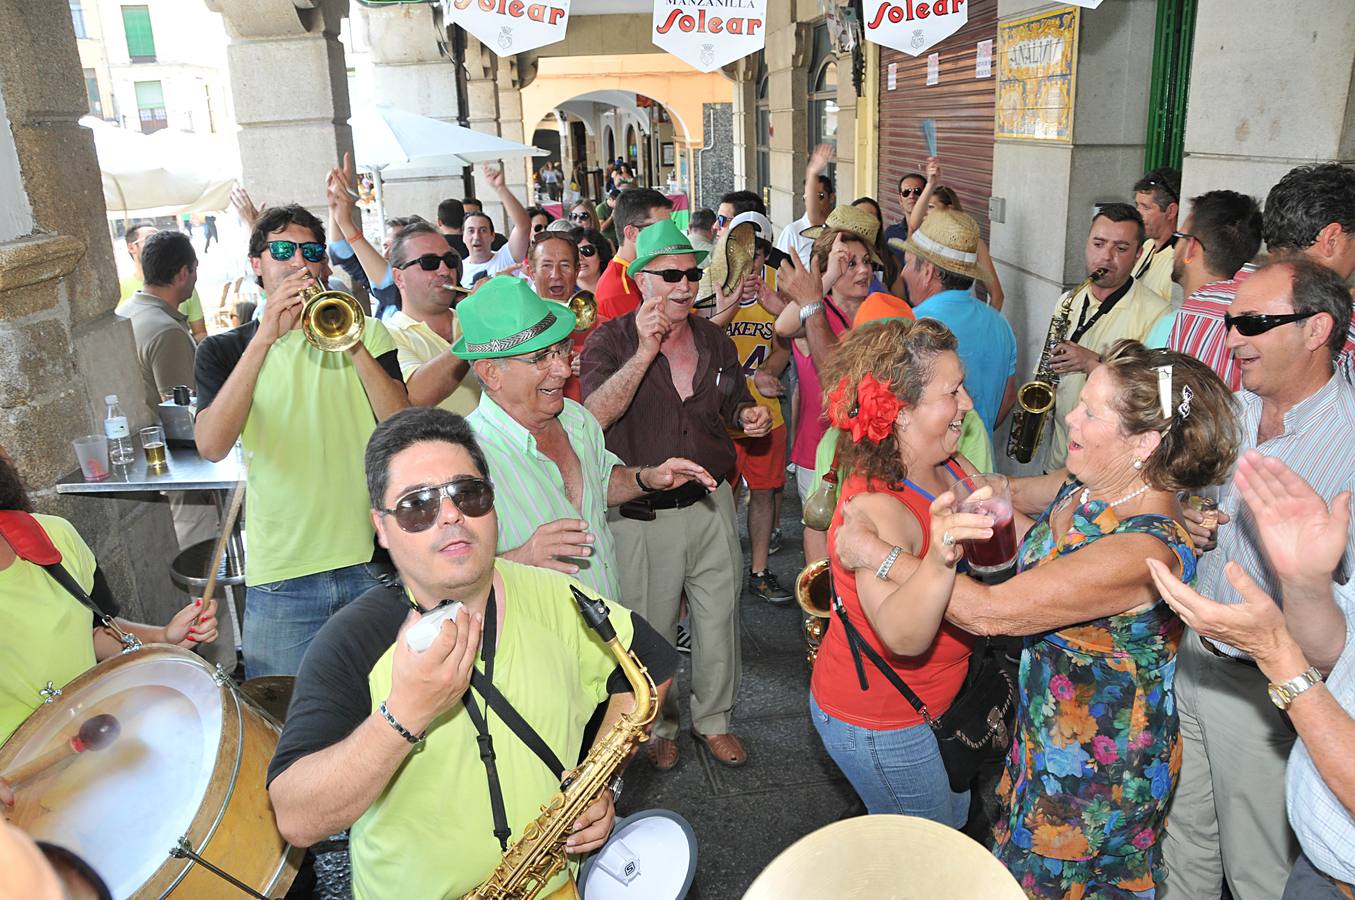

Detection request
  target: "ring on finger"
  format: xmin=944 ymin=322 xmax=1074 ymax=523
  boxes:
xmin=941 ymin=531 xmax=956 ymax=547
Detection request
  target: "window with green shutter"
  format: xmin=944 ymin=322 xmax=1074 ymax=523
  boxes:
xmin=122 ymin=5 xmax=156 ymax=61
xmin=134 ymin=80 xmax=167 ymax=132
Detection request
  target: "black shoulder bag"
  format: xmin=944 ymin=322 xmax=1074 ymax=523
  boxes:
xmin=828 ymin=566 xmax=1015 ymax=793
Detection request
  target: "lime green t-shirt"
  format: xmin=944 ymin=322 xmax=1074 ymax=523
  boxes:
xmin=118 ymin=278 xmax=203 ymax=324
xmin=352 ymin=559 xmax=635 ymax=900
xmin=239 ymin=322 xmax=396 ymax=585
xmin=0 ymin=515 xmax=99 ymax=744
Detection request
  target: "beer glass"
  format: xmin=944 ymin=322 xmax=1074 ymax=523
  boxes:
xmin=952 ymin=473 xmax=1018 ymax=575
xmin=139 ymin=426 xmax=167 ymax=472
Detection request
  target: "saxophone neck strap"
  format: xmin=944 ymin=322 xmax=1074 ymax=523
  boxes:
xmin=1069 ymin=277 xmax=1134 ymax=344
xmin=459 ymin=585 xmax=566 ymax=851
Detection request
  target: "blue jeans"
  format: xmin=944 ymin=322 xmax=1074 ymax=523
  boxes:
xmin=810 ymin=693 xmax=969 ymax=828
xmin=243 ymin=563 xmax=382 ymax=678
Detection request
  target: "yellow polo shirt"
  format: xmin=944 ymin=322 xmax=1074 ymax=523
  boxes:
xmin=385 ymin=310 xmax=481 ymax=417
xmin=1135 ymin=238 xmax=1176 ymax=303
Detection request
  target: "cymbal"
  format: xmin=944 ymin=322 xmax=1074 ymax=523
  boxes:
xmin=743 ymin=814 xmax=1024 ymax=900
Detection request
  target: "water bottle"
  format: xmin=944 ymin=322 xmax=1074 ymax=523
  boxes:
xmin=103 ymin=394 xmax=134 ymax=465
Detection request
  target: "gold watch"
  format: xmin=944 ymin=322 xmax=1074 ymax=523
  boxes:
xmin=1267 ymin=667 xmax=1322 ymax=710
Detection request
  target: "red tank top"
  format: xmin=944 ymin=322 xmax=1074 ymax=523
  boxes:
xmin=810 ymin=462 xmax=975 ymax=729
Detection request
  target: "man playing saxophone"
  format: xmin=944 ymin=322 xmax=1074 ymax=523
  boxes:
xmin=266 ymin=407 xmax=677 ymax=900
xmin=1043 ymin=203 xmax=1171 ymax=469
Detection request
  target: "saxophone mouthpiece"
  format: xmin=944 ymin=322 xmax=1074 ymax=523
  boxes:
xmin=570 ymin=585 xmax=617 ymax=641
xmin=1090 ymin=267 xmax=1109 ymax=283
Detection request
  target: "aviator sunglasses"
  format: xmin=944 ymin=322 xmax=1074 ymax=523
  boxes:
xmin=267 ymin=240 xmax=327 ymax=263
xmin=380 ymin=476 xmax=495 ymax=532
xmin=1223 ymin=311 xmax=1315 ymax=336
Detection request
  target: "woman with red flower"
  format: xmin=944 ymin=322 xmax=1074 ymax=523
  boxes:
xmin=808 ymin=317 xmax=993 ymax=827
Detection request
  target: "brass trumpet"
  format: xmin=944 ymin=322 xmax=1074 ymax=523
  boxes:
xmin=795 ymin=558 xmax=833 ymax=668
xmin=569 ymin=290 xmax=597 ymax=332
xmin=300 ymin=282 xmax=365 ymax=352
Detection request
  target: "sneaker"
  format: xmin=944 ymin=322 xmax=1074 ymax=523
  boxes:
xmin=749 ymin=569 xmax=793 ymax=605
xmin=675 ymin=620 xmax=692 ymax=654
xmin=768 ymin=527 xmax=784 ymax=556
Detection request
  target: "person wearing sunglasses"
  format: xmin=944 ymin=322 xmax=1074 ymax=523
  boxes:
xmin=194 ymin=203 xmax=409 ymax=679
xmin=267 ymin=406 xmax=679 ymax=899
xmin=1131 ymin=166 xmax=1183 ymax=301
xmin=453 ymin=277 xmax=713 ymax=608
xmin=385 ymin=222 xmax=479 ymax=417
xmin=567 ymin=200 xmax=599 ymax=233
xmin=1154 ymin=189 xmax=1264 ymax=390
xmin=572 ymin=227 xmax=612 ymax=297
xmin=883 ymin=171 xmax=927 ymax=269
xmin=581 ymin=220 xmax=771 ymax=772
xmin=526 ymin=206 xmax=555 ymax=237
xmin=1161 ymin=257 xmax=1355 ymax=900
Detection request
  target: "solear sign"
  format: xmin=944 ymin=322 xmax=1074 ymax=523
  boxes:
xmin=441 ymin=0 xmax=571 ymax=54
xmin=864 ymin=0 xmax=967 ymax=57
xmin=652 ymin=0 xmax=767 ymax=74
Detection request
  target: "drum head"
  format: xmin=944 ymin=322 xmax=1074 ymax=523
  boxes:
xmin=579 ymin=809 xmax=697 ymax=900
xmin=0 ymin=648 xmax=229 ymax=898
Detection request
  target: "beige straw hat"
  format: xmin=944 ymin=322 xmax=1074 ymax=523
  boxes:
xmin=801 ymin=205 xmax=883 ymax=266
xmin=698 ymin=211 xmax=771 ymax=307
xmin=890 ymin=208 xmax=984 ymax=280
xmin=743 ymin=814 xmax=1025 ymax=900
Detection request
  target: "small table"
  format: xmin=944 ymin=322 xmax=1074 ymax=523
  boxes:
xmin=57 ymin=446 xmax=248 ymax=641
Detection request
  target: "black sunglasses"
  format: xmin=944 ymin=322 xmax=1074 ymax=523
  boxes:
xmin=715 ymin=214 xmax=730 ymax=227
xmin=642 ymin=267 xmax=703 ymax=284
xmin=569 ymin=212 xmax=592 ymax=222
xmin=268 ymin=240 xmax=327 ymax=263
xmin=578 ymin=243 xmax=597 ymax=258
xmin=396 ymin=251 xmax=461 ymax=273
xmin=900 ymin=187 xmax=924 ymax=198
xmin=1144 ymin=176 xmax=1179 ymax=204
xmin=1223 ymin=311 xmax=1315 ymax=336
xmin=1172 ymin=230 xmax=1206 ymax=252
xmin=380 ymin=476 xmax=495 ymax=533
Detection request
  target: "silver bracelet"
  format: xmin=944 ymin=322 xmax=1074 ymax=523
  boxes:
xmin=875 ymin=545 xmax=903 ymax=581
xmin=379 ymin=700 xmax=424 ymax=745
xmin=798 ymin=301 xmax=824 ymax=323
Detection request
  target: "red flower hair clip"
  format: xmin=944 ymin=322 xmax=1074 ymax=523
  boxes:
xmin=827 ymin=373 xmax=902 ymax=444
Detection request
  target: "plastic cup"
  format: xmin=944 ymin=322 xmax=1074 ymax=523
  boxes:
xmin=140 ymin=425 xmax=167 ymax=471
xmin=952 ymin=473 xmax=1018 ymax=575
xmin=73 ymin=434 xmax=110 ymax=482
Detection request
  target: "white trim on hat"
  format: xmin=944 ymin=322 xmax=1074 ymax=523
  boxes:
xmin=910 ymin=230 xmax=978 ymax=265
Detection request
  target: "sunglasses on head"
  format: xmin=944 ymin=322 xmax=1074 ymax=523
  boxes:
xmin=900 ymin=186 xmax=924 ymax=198
xmin=1223 ymin=311 xmax=1315 ymax=336
xmin=642 ymin=267 xmax=703 ymax=284
xmin=1145 ymin=176 xmax=1179 ymax=204
xmin=267 ymin=240 xmax=327 ymax=263
xmin=380 ymin=476 xmax=495 ymax=533
xmin=396 ymin=251 xmax=461 ymax=272
xmin=578 ymin=243 xmax=597 ymax=258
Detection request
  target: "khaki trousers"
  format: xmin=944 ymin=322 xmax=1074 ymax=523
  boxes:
xmin=1160 ymin=627 xmax=1298 ymax=899
xmin=607 ymin=482 xmax=743 ymax=740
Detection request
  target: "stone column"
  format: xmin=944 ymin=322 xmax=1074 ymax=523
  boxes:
xmin=361 ymin=2 xmax=463 ymax=222
xmin=988 ymin=0 xmax=1159 ymax=474
xmin=765 ymin=14 xmax=811 ymax=229
xmin=206 ymin=0 xmax=353 ymax=214
xmin=0 ymin=1 xmax=178 ymax=621
xmin=1180 ymin=0 xmax=1355 ymax=203
xmin=727 ymin=57 xmax=757 ymax=198
xmin=459 ymin=36 xmax=530 ymax=234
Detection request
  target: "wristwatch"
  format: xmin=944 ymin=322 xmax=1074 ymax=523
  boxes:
xmin=1267 ymin=666 xmax=1322 ymax=710
xmin=798 ymin=301 xmax=824 ymax=323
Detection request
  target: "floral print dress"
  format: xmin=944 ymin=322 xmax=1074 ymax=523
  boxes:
xmin=993 ymin=480 xmax=1194 ymax=899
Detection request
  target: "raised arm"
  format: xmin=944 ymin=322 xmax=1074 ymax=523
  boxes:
xmin=907 ymin=157 xmax=941 ymax=235
xmin=486 ymin=164 xmax=532 ymax=263
xmin=328 ymin=153 xmax=392 ymax=289
xmin=977 ymin=240 xmax=1004 ymax=310
xmin=581 ymin=303 xmax=665 ymax=429
xmin=803 ymin=144 xmax=834 ymax=227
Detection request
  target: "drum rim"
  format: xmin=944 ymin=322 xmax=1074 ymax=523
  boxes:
xmin=0 ymin=644 xmax=245 ymax=898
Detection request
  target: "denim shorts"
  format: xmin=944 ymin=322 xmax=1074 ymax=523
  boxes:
xmin=810 ymin=692 xmax=969 ymax=828
xmin=243 ymin=562 xmax=383 ymax=678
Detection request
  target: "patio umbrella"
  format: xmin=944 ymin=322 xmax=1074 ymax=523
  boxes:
xmin=347 ymin=105 xmax=546 ymax=225
xmin=82 ymin=117 xmax=238 ymax=219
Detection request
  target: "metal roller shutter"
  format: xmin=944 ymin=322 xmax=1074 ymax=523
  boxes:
xmin=876 ymin=1 xmax=998 ymax=242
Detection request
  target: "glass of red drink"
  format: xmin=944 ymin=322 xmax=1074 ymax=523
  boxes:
xmin=952 ymin=474 xmax=1018 ymax=575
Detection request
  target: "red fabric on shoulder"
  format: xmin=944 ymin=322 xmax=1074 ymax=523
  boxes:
xmin=0 ymin=510 xmax=62 ymax=565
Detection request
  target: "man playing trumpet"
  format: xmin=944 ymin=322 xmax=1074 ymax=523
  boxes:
xmin=194 ymin=204 xmax=409 ymax=677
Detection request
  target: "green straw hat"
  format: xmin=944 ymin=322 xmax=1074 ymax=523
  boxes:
xmin=630 ymin=219 xmax=709 ymax=277
xmin=450 ymin=275 xmax=576 ymax=360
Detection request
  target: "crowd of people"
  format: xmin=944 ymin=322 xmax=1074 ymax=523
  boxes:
xmin=2 ymin=145 xmax=1354 ymax=900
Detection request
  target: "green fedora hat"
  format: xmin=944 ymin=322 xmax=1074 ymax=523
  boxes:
xmin=630 ymin=219 xmax=709 ymax=277
xmin=450 ymin=275 xmax=576 ymax=360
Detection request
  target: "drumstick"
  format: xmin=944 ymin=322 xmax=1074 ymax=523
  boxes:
xmin=2 ymin=715 xmax=120 ymax=789
xmin=197 ymin=478 xmax=246 ymax=628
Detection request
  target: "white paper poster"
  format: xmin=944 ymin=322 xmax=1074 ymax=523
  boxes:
xmin=1065 ymin=0 xmax=1105 ymax=7
xmin=864 ymin=0 xmax=968 ymax=58
xmin=976 ymin=38 xmax=992 ymax=78
xmin=926 ymin=52 xmax=939 ymax=85
xmin=887 ymin=62 xmax=898 ymax=90
xmin=440 ymin=0 xmax=571 ymax=55
xmin=651 ymin=0 xmax=768 ymax=73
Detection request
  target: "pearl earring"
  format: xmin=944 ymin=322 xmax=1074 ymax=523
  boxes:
xmin=1132 ymin=458 xmax=1144 ymax=470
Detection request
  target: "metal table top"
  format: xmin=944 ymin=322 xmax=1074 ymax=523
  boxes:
xmin=56 ymin=445 xmax=243 ymax=495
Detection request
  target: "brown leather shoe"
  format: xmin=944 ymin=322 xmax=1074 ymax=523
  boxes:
xmin=647 ymin=735 xmax=678 ymax=771
xmin=691 ymin=729 xmax=748 ymax=767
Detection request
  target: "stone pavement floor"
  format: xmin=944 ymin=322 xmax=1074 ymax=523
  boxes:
xmin=309 ymin=491 xmax=1006 ymax=899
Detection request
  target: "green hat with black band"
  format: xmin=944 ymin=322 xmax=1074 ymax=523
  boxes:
xmin=630 ymin=219 xmax=709 ymax=277
xmin=450 ymin=275 xmax=576 ymax=360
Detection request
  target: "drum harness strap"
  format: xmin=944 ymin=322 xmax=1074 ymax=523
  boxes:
xmin=424 ymin=586 xmax=567 ymax=852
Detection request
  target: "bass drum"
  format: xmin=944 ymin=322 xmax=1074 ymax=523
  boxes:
xmin=0 ymin=645 xmax=301 ymax=898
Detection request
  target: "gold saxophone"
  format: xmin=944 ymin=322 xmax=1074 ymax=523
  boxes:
xmin=464 ymin=586 xmax=657 ymax=900
xmin=1005 ymin=268 xmax=1107 ymax=463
